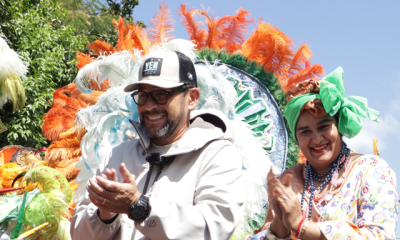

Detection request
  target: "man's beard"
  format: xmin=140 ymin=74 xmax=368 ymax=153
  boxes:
xmin=140 ymin=109 xmax=182 ymax=140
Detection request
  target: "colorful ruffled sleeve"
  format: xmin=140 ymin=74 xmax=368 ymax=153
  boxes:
xmin=316 ymin=156 xmax=398 ymax=239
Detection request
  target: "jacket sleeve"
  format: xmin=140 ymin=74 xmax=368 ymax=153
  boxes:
xmin=70 ymin=196 xmax=126 ymax=240
xmin=136 ymin=143 xmax=245 ymax=240
xmin=70 ymin=143 xmax=135 ymax=240
xmin=316 ymin=156 xmax=398 ymax=239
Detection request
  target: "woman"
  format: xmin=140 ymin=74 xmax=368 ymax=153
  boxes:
xmin=251 ymin=67 xmax=398 ymax=239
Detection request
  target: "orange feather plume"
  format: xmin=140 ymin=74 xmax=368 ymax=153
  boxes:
xmin=269 ymin=42 xmax=293 ymax=80
xmin=148 ymin=3 xmax=175 ymax=44
xmin=196 ymin=6 xmax=233 ymax=50
xmin=129 ymin=23 xmax=151 ymax=54
xmin=219 ymin=7 xmax=253 ymax=54
xmin=45 ymin=127 xmax=85 ymax=181
xmin=76 ymin=52 xmax=94 ymax=70
xmin=178 ymin=4 xmax=207 ymax=49
xmin=285 ymin=63 xmax=325 ymax=91
xmin=64 ymin=166 xmax=80 ymax=181
xmin=87 ymin=40 xmax=116 ymax=56
xmin=52 ymin=87 xmax=88 ymax=109
xmin=116 ymin=16 xmax=126 ymax=49
xmin=241 ymin=19 xmax=266 ymax=60
xmin=114 ymin=17 xmax=150 ymax=55
xmin=112 ymin=18 xmax=128 ymax=36
xmin=42 ymin=108 xmax=78 ymax=141
xmin=283 ymin=43 xmax=312 ymax=80
xmin=242 ymin=21 xmax=293 ymax=76
xmin=46 ymin=128 xmax=84 ymax=162
xmin=42 ymin=84 xmax=103 ymax=141
xmin=115 ymin=17 xmax=134 ymax=54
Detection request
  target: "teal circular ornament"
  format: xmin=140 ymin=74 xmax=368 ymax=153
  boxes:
xmin=195 ymin=61 xmax=288 ymax=172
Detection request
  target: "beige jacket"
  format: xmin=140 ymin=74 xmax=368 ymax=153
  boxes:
xmin=70 ymin=110 xmax=245 ymax=240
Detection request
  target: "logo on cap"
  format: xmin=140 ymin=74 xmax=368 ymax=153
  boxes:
xmin=142 ymin=58 xmax=163 ymax=77
xmin=187 ymin=72 xmax=193 ymax=81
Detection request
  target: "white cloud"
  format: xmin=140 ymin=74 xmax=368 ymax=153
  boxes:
xmin=345 ymin=70 xmax=400 ymax=155
xmin=344 ymin=112 xmax=400 ymax=155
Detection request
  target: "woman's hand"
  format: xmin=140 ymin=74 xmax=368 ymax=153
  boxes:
xmin=267 ymin=169 xmax=283 ymax=220
xmin=272 ymin=170 xmax=303 ymax=233
xmin=266 ymin=169 xmax=290 ymax=238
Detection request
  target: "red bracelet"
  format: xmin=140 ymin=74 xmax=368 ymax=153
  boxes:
xmin=295 ymin=217 xmax=306 ymax=237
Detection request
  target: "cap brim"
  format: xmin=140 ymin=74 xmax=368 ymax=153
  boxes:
xmin=124 ymin=80 xmax=184 ymax=92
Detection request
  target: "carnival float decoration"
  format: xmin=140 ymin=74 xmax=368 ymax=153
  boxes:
xmin=0 ymin=35 xmax=27 ymax=134
xmin=0 ymin=3 xmax=327 ymax=239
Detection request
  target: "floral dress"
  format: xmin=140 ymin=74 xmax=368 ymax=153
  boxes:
xmin=251 ymin=155 xmax=398 ymax=239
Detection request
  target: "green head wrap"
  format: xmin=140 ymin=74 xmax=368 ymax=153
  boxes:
xmin=284 ymin=67 xmax=380 ymax=139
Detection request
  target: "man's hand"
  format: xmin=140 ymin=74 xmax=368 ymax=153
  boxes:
xmin=87 ymin=163 xmax=141 ymax=218
xmin=94 ymin=168 xmax=118 ymax=221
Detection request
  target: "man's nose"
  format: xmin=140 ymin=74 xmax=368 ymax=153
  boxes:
xmin=143 ymin=94 xmax=158 ymax=110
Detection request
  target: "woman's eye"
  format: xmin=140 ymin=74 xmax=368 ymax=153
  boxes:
xmin=320 ymin=125 xmax=329 ymax=130
xmin=301 ymin=130 xmax=310 ymax=134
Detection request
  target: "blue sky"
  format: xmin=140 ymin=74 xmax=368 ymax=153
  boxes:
xmin=129 ymin=0 xmax=400 ymax=233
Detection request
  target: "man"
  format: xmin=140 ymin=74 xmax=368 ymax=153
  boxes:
xmin=71 ymin=50 xmax=245 ymax=240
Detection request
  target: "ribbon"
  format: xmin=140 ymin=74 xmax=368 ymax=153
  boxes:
xmin=285 ymin=67 xmax=380 ymax=139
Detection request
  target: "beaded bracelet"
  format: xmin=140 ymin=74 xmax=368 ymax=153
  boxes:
xmin=298 ymin=219 xmax=311 ymax=239
xmin=295 ymin=217 xmax=306 ymax=237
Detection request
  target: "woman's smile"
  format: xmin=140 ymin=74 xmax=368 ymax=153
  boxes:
xmin=311 ymin=143 xmax=329 ymax=153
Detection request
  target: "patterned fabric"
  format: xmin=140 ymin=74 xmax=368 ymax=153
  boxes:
xmin=251 ymin=155 xmax=398 ymax=240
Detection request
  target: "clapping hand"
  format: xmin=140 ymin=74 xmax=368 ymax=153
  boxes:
xmin=87 ymin=163 xmax=141 ymax=220
xmin=268 ymin=169 xmax=303 ymax=233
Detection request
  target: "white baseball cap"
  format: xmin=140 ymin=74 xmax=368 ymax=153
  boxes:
xmin=124 ymin=51 xmax=197 ymax=92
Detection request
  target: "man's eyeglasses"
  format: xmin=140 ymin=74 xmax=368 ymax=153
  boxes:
xmin=131 ymin=88 xmax=187 ymax=106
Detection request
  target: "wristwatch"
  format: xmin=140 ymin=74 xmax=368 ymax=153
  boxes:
xmin=128 ymin=195 xmax=149 ymax=221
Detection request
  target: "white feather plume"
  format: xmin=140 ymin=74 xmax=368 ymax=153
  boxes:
xmin=0 ymin=35 xmax=28 ymax=80
xmin=195 ymin=60 xmax=237 ymax=118
xmin=0 ymin=35 xmax=28 ymax=110
xmin=163 ymin=39 xmax=197 ymax=61
xmin=74 ymin=51 xmax=138 ymax=93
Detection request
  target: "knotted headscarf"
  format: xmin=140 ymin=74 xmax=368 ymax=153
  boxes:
xmin=284 ymin=67 xmax=380 ymax=139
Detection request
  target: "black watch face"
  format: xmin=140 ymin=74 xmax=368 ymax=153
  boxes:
xmin=133 ymin=206 xmax=145 ymax=218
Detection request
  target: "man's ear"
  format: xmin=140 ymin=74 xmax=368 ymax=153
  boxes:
xmin=187 ymin=88 xmax=200 ymax=111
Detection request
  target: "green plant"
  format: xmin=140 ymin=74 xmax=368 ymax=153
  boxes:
xmin=0 ymin=0 xmax=87 ymax=148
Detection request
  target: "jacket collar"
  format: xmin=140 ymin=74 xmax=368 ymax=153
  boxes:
xmin=129 ymin=120 xmax=151 ymax=155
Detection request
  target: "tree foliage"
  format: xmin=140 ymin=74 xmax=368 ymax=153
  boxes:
xmin=105 ymin=0 xmax=138 ymax=20
xmin=59 ymin=0 xmax=144 ymax=45
xmin=59 ymin=0 xmax=118 ymax=44
xmin=0 ymin=0 xmax=87 ymax=148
